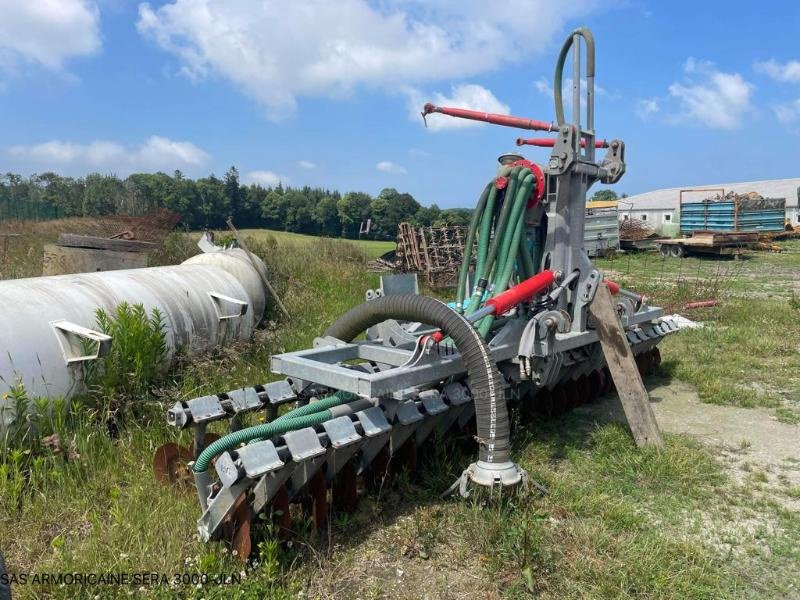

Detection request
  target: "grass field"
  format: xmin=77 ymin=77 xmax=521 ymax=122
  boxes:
xmin=1 ymin=229 xmax=799 ymax=599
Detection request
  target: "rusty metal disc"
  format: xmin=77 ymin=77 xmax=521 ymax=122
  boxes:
xmin=366 ymin=446 xmax=392 ymax=492
xmin=306 ymin=470 xmax=329 ymax=532
xmin=332 ymin=461 xmax=359 ymax=513
xmin=651 ymin=347 xmax=662 ymax=369
xmin=563 ymin=380 xmax=579 ymax=410
xmin=551 ymin=385 xmax=567 ymax=415
xmin=576 ymin=375 xmax=590 ymax=405
xmin=271 ymin=485 xmax=292 ymax=540
xmin=393 ymin=439 xmax=418 ymax=476
xmin=231 ymin=518 xmax=251 ymax=562
xmin=230 ymin=497 xmax=252 ymax=561
xmin=588 ymin=370 xmax=602 ymax=403
xmin=535 ymin=388 xmax=553 ymax=418
xmin=153 ymin=443 xmax=193 ymax=485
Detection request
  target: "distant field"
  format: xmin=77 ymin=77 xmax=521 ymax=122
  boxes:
xmin=225 ymin=228 xmax=396 ymax=260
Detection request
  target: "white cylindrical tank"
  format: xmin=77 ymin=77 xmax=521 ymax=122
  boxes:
xmin=0 ymin=248 xmax=268 ymax=409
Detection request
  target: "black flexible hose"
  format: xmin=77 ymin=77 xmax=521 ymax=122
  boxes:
xmin=324 ymin=295 xmax=511 ymax=464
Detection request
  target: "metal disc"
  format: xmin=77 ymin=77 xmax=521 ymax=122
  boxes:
xmin=563 ymin=380 xmax=579 ymax=410
xmin=307 ymin=470 xmax=328 ymax=532
xmin=332 ymin=461 xmax=359 ymax=513
xmin=535 ymin=388 xmax=553 ymax=418
xmin=576 ymin=375 xmax=591 ymax=405
xmin=551 ymin=385 xmax=568 ymax=415
xmin=587 ymin=370 xmax=602 ymax=403
xmin=271 ymin=485 xmax=292 ymax=540
xmin=153 ymin=443 xmax=193 ymax=485
xmin=651 ymin=347 xmax=662 ymax=369
xmin=230 ymin=497 xmax=252 ymax=561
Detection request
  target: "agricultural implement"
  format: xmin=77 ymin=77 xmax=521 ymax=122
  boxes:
xmin=156 ymin=28 xmax=680 ymax=557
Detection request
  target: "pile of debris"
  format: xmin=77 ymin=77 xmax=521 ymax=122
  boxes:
xmin=619 ymin=218 xmax=661 ymax=252
xmin=710 ymin=190 xmax=763 ymax=201
xmin=619 ymin=218 xmax=655 ymax=241
xmin=42 ymin=209 xmax=182 ymax=276
xmin=59 ymin=208 xmax=183 ymax=243
xmin=707 ymin=191 xmax=785 ymax=212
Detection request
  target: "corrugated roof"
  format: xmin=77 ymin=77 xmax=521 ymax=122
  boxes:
xmin=621 ymin=178 xmax=800 ymax=210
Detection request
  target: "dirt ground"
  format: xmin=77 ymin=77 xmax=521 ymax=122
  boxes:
xmin=579 ymin=379 xmax=800 ymax=495
xmin=577 ymin=380 xmax=800 ymax=510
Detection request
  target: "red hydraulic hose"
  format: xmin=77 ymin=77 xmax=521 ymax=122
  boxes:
xmin=422 ymin=103 xmax=556 ymax=132
xmin=517 ymin=137 xmax=609 ymax=148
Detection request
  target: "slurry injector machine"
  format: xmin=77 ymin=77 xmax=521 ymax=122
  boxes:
xmin=158 ymin=28 xmax=679 ymax=556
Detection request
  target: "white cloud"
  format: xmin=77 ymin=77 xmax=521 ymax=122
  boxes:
xmin=408 ymin=83 xmax=510 ymax=131
xmin=0 ymin=0 xmax=101 ymax=72
xmin=297 ymin=160 xmax=316 ymax=169
xmin=636 ymin=97 xmax=660 ymax=119
xmin=667 ymin=58 xmax=753 ymax=130
xmin=408 ymin=148 xmax=430 ymax=158
xmin=376 ymin=161 xmax=407 ymax=175
xmin=244 ymin=170 xmax=285 ymax=186
xmin=136 ymin=0 xmax=598 ymax=120
xmin=7 ymin=136 xmax=209 ymax=174
xmin=773 ymin=98 xmax=800 ymax=124
xmin=754 ymin=59 xmax=800 ymax=84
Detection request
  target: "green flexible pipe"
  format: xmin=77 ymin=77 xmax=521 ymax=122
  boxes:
xmin=478 ymin=215 xmax=527 ymax=337
xmin=493 ymin=173 xmax=533 ymax=281
xmin=466 ymin=167 xmax=524 ymax=314
xmin=474 ymin=166 xmax=511 ymax=284
xmin=473 ymin=189 xmax=496 ymax=294
xmin=456 ymin=181 xmax=492 ymax=313
xmin=518 ymin=233 xmax=535 ymax=279
xmin=476 ymin=173 xmax=534 ymax=337
xmin=274 ymin=391 xmax=355 ymax=423
xmin=194 ymin=390 xmax=354 ymax=473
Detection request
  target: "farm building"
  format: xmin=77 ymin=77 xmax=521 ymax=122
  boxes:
xmin=619 ymin=178 xmax=800 ymax=234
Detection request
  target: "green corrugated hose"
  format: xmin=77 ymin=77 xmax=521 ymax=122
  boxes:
xmin=193 ymin=390 xmax=355 ymax=473
xmin=456 ymin=182 xmax=492 ymax=313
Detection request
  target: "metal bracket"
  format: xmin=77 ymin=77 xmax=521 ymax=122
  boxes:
xmin=208 ymin=292 xmax=248 ymax=321
xmin=50 ymin=320 xmax=112 ymax=365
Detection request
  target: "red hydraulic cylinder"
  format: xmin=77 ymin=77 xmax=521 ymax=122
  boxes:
xmin=517 ymin=137 xmax=609 ymax=148
xmin=485 ymin=270 xmax=556 ymax=315
xmin=425 ymin=271 xmax=555 ymax=345
xmin=422 ymin=103 xmax=556 ymax=132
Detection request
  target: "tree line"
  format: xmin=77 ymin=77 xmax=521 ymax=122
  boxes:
xmin=0 ymin=168 xmax=472 ymax=239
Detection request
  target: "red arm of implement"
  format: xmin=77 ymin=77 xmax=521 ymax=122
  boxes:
xmin=422 ymin=103 xmax=556 ymax=132
xmin=517 ymin=137 xmax=609 ymax=149
xmin=486 ymin=270 xmax=556 ymax=315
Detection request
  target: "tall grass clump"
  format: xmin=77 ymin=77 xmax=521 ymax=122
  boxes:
xmin=86 ymin=303 xmax=168 ymax=400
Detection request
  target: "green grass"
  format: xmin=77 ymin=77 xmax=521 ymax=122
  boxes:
xmin=218 ymin=228 xmax=396 ymax=260
xmin=596 ymin=240 xmax=800 ymax=418
xmin=1 ymin=231 xmax=799 ymax=598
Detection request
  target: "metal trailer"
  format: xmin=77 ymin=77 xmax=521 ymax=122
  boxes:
xmin=656 ymin=230 xmax=759 ymax=258
xmin=160 ymin=28 xmax=682 ymax=557
xmin=584 ymin=200 xmax=619 ymax=257
xmin=678 ymin=189 xmax=786 ymax=235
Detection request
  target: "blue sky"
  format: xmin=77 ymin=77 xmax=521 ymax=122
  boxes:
xmin=1 ymin=1 xmax=799 ymax=208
